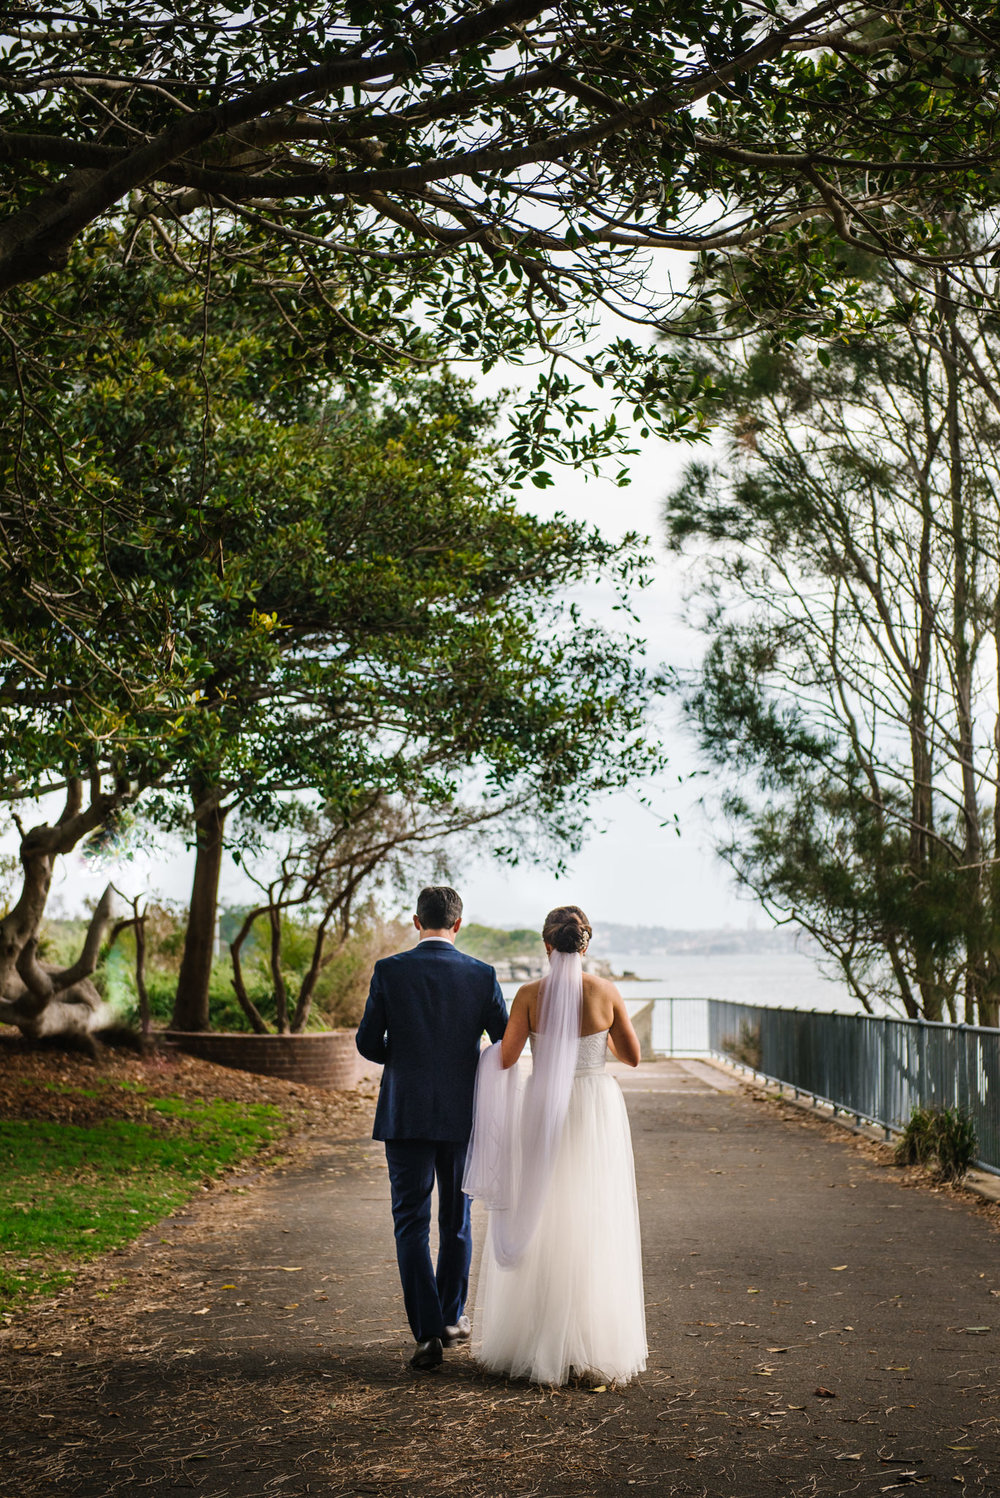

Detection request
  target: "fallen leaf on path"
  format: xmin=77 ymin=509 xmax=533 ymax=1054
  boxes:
xmin=814 ymin=1386 xmax=837 ymax=1398
xmin=830 ymin=1265 xmax=848 ymax=1271
xmin=836 ymin=1453 xmax=862 ymax=1460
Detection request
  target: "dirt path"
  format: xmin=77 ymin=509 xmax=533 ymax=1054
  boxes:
xmin=3 ymin=1059 xmax=999 ymax=1497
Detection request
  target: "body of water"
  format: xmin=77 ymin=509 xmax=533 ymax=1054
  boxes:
xmin=500 ymin=950 xmax=857 ymax=1012
xmin=499 ymin=950 xmax=863 ymax=1056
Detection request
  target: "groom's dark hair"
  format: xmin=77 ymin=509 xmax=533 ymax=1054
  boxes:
xmin=416 ymin=885 xmax=463 ymax=929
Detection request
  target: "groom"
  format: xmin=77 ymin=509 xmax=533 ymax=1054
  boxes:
xmin=356 ymin=885 xmax=508 ymax=1369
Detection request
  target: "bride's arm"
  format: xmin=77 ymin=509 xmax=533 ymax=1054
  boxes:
xmin=500 ymin=987 xmax=532 ymax=1068
xmin=607 ymin=989 xmax=641 ymax=1067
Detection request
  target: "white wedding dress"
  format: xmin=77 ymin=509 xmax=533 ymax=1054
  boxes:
xmin=472 ymin=1027 xmax=647 ymax=1386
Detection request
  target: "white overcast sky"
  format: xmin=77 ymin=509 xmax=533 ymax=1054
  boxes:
xmin=455 ymin=409 xmax=751 ymax=930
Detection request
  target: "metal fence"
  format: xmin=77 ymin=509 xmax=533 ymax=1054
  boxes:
xmin=628 ymin=997 xmax=710 ymax=1058
xmin=707 ymin=1000 xmax=1000 ymax=1176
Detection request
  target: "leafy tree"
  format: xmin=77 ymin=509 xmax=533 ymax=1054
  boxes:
xmin=0 ymin=249 xmax=666 ymax=1036
xmin=457 ymin=925 xmax=545 ymax=962
xmin=4 ymin=3 xmax=1000 ymax=451
xmin=663 ymin=254 xmax=1000 ymax=1024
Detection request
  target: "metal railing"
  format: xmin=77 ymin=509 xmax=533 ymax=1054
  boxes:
xmin=628 ymin=997 xmax=711 ymax=1058
xmin=707 ymin=1000 xmax=1000 ymax=1176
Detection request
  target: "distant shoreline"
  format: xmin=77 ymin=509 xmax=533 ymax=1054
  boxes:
xmin=461 ymin=923 xmax=819 ymax=978
xmin=491 ymin=957 xmax=660 ymax=984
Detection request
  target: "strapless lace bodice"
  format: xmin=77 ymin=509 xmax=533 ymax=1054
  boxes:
xmin=530 ymin=1029 xmax=609 ymax=1074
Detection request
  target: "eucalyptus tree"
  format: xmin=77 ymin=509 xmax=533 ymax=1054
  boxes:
xmin=663 ymin=260 xmax=1000 ymax=1024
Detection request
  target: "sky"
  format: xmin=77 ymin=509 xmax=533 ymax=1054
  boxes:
xmin=19 ymin=404 xmax=755 ymax=935
xmin=453 ymin=418 xmax=752 ymax=930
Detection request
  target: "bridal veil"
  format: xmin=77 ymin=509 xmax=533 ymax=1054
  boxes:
xmin=463 ymin=949 xmax=582 ymax=1266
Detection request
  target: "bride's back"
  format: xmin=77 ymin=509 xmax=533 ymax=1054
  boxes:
xmin=523 ymin=971 xmax=617 ymax=1037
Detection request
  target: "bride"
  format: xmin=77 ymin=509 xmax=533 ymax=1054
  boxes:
xmin=464 ymin=905 xmax=647 ymax=1386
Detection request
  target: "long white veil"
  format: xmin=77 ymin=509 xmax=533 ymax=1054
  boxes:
xmin=463 ymin=950 xmax=582 ymax=1268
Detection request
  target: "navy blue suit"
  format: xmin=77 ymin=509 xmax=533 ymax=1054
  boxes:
xmin=356 ymin=939 xmax=507 ymax=1342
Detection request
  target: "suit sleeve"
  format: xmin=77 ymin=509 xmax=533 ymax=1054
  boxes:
xmin=355 ymin=964 xmax=388 ymax=1063
xmin=485 ymin=970 xmax=508 ymax=1044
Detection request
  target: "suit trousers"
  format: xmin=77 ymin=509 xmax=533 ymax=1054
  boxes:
xmin=383 ymin=1139 xmax=472 ymax=1343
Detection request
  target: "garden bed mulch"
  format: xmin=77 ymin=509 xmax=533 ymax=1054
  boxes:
xmin=0 ymin=1030 xmax=375 ymax=1130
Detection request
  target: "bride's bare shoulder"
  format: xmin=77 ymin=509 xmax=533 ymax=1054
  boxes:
xmin=512 ymin=978 xmax=541 ymax=1015
xmin=581 ymin=971 xmax=618 ymax=1029
xmin=582 ymin=971 xmax=620 ymax=1000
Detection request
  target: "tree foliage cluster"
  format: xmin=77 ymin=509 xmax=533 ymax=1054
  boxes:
xmin=0 ymin=240 xmax=667 ymax=1036
xmin=5 ymin=3 xmax=1000 ymax=469
xmin=456 ymin=923 xmax=545 ymax=962
xmin=92 ymin=897 xmax=414 ymax=1034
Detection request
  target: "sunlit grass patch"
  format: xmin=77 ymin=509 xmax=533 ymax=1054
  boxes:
xmin=0 ymin=1094 xmax=287 ymax=1305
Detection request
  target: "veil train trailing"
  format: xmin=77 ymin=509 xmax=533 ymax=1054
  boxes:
xmin=463 ymin=950 xmax=582 ymax=1268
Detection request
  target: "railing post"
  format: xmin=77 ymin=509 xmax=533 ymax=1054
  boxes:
xmin=881 ymin=1014 xmax=892 ymax=1140
xmin=917 ymin=1016 xmax=927 ymax=1108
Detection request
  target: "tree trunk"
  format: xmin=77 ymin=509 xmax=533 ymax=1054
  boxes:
xmin=269 ymin=902 xmax=289 ymax=1034
xmin=938 ymin=285 xmax=986 ymax=1024
xmin=172 ymin=789 xmax=227 ymax=1031
xmin=0 ymin=782 xmax=127 ymax=1040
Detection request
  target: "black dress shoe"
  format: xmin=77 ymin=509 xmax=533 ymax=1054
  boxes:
xmin=443 ymin=1314 xmax=471 ymax=1347
xmin=410 ymin=1336 xmax=443 ymax=1370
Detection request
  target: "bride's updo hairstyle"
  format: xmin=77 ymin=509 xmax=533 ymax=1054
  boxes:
xmin=542 ymin=905 xmax=592 ymax=954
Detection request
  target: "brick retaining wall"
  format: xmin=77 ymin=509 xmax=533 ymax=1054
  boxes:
xmin=164 ymin=1030 xmax=362 ymax=1091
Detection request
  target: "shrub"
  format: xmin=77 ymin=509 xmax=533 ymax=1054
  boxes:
xmin=721 ymin=1020 xmax=762 ymax=1071
xmin=111 ymin=905 xmax=411 ymax=1033
xmin=895 ymin=1105 xmax=977 ymax=1182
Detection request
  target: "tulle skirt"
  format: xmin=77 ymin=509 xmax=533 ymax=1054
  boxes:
xmin=474 ymin=1070 xmax=647 ymax=1386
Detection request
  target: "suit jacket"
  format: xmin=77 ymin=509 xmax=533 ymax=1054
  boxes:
xmin=356 ymin=940 xmax=508 ymax=1143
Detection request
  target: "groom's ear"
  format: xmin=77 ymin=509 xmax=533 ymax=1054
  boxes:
xmin=452 ymin=917 xmax=462 ymax=934
xmin=413 ymin=914 xmax=422 ymax=932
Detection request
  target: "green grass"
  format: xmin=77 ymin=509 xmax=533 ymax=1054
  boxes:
xmin=0 ymin=1093 xmax=288 ymax=1306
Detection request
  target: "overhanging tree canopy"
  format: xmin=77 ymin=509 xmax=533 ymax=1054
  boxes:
xmin=5 ymin=4 xmax=1000 ymax=406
